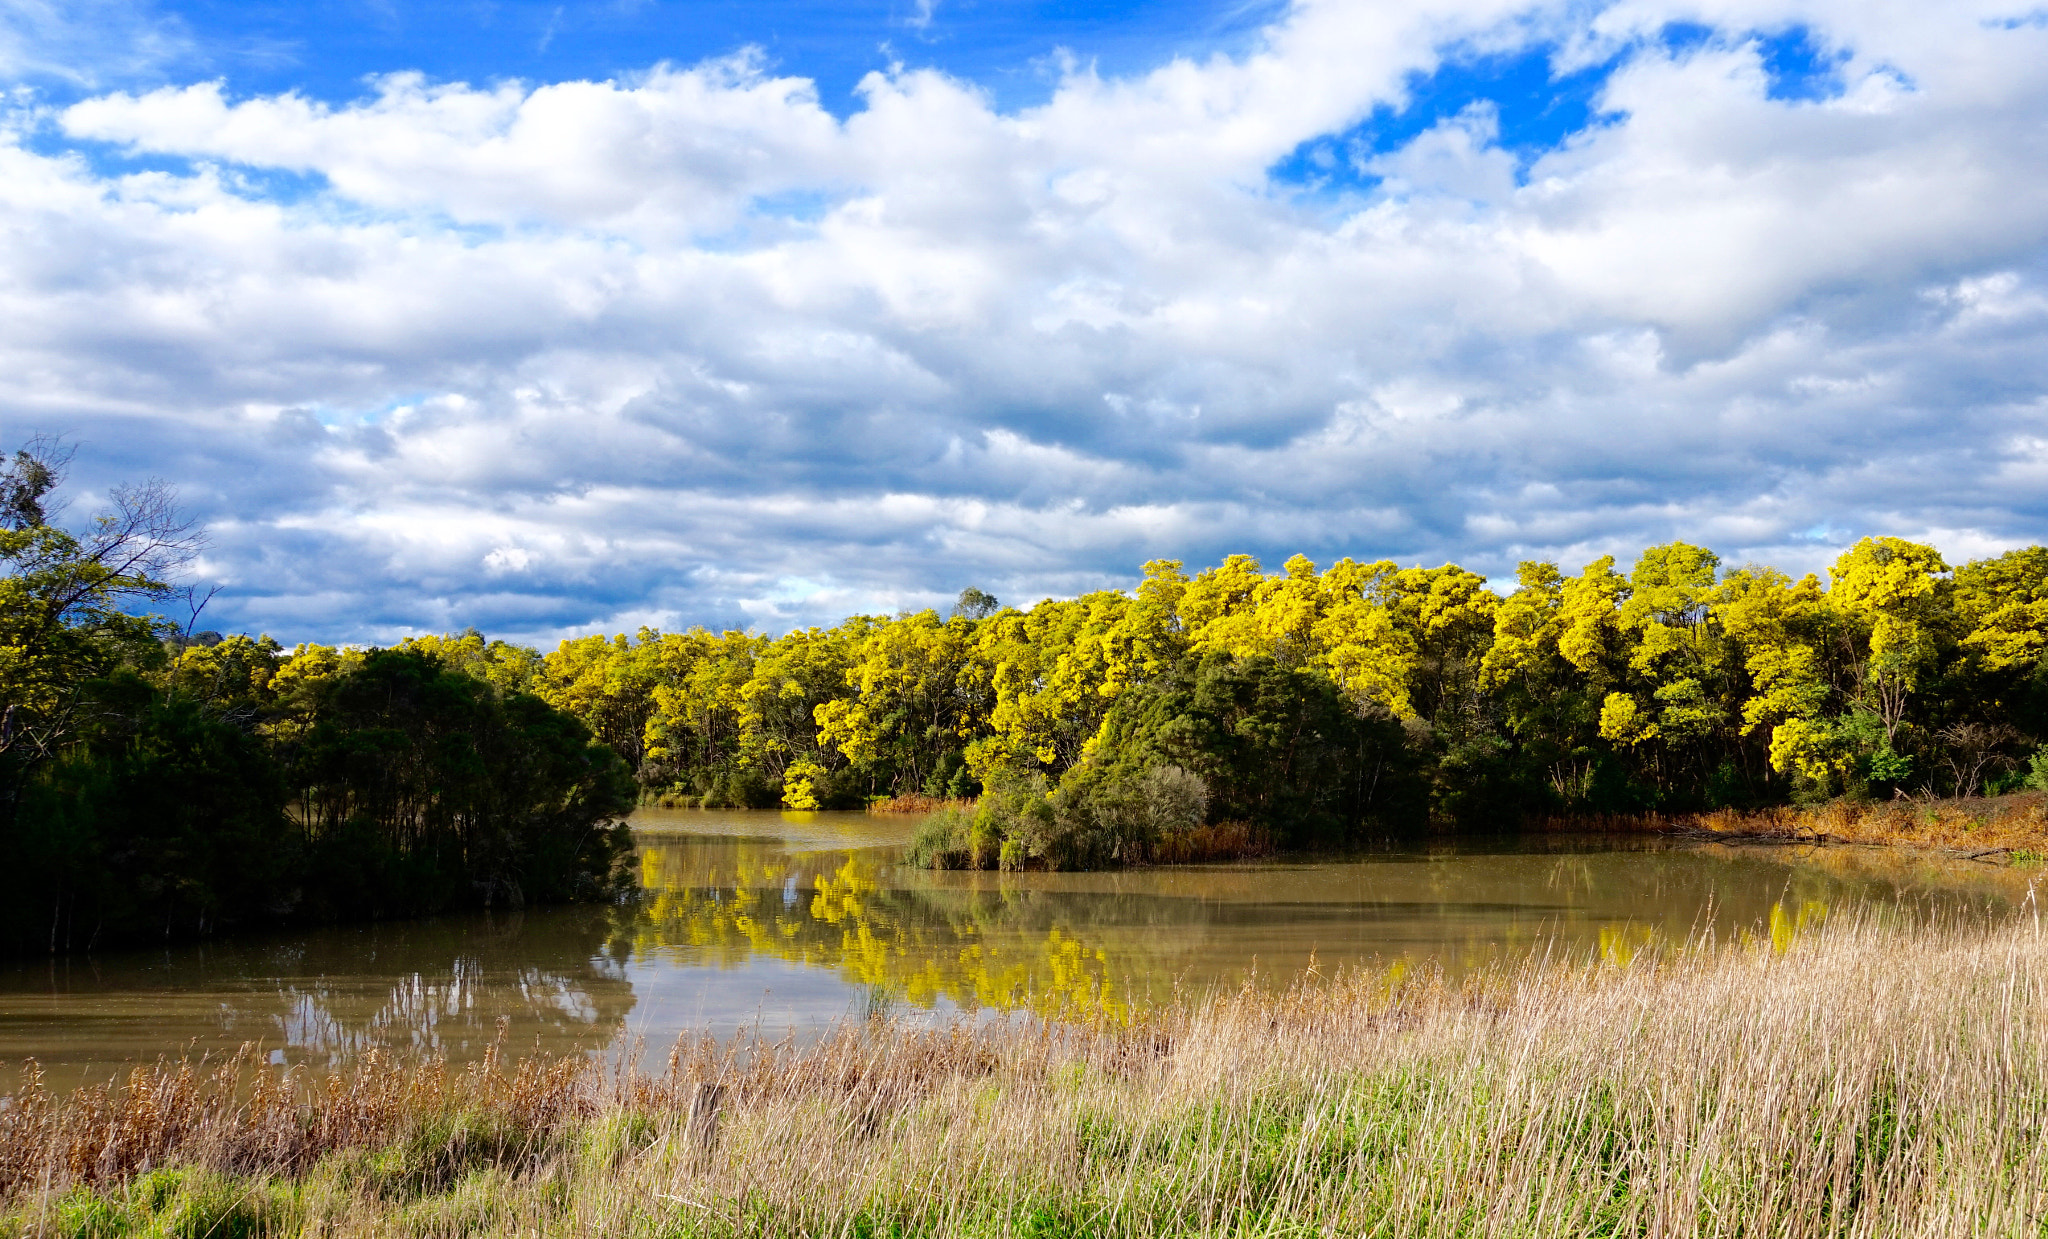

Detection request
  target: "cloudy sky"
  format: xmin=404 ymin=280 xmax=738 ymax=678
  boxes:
xmin=3 ymin=0 xmax=2045 ymax=643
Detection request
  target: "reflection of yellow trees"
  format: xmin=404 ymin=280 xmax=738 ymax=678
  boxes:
xmin=632 ymin=844 xmax=1132 ymax=1023
xmin=1601 ymin=898 xmax=1828 ymax=964
xmin=1597 ymin=923 xmax=1659 ymax=966
xmin=1768 ymin=899 xmax=1828 ymax=954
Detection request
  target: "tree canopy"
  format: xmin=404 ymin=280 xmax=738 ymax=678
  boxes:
xmin=500 ymin=538 xmax=2048 ymax=848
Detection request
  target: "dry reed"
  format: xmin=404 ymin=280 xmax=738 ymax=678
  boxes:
xmin=1542 ymin=788 xmax=2048 ymax=857
xmin=1143 ymin=819 xmax=1276 ymax=863
xmin=867 ymin=794 xmax=976 ymax=815
xmin=9 ymin=907 xmax=2048 ymax=1236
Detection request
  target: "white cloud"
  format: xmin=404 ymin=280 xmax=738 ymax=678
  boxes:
xmin=0 ymin=0 xmax=188 ymax=85
xmin=1 ymin=0 xmax=2045 ymax=642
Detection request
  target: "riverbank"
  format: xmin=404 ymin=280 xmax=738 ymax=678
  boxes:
xmin=1546 ymin=789 xmax=2048 ymax=859
xmin=6 ymin=909 xmax=2045 ymax=1237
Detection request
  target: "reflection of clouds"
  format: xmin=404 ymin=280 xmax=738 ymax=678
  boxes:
xmin=265 ymin=957 xmax=623 ymax=1063
xmin=522 ymin=969 xmax=600 ymax=1026
xmin=0 ymin=908 xmax=639 ymax=1093
xmin=272 ymin=958 xmax=487 ymax=1060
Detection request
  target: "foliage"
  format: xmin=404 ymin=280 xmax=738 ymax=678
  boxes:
xmin=22 ymin=443 xmax=2048 ymax=891
xmin=287 ymin=648 xmax=638 ymax=918
xmin=0 ymin=442 xmax=637 ymax=954
xmin=431 ymin=536 xmax=2048 ymax=864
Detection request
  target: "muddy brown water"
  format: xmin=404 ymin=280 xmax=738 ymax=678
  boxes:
xmin=0 ymin=809 xmax=2029 ymax=1092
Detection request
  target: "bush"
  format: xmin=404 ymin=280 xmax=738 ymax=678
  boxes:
xmin=922 ymin=750 xmax=981 ymax=800
xmin=0 ymin=647 xmax=638 ymax=955
xmin=1084 ymin=653 xmax=1426 ymax=846
xmin=905 ymin=806 xmax=975 ymax=869
xmin=2027 ymin=746 xmax=2048 ymax=792
xmin=908 ymin=766 xmax=1216 ymax=872
xmin=703 ymin=769 xmax=778 ymax=810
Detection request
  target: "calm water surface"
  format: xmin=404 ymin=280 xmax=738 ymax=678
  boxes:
xmin=0 ymin=809 xmax=2027 ymax=1091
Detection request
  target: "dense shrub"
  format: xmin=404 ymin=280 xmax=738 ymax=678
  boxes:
xmin=6 ymin=682 xmax=295 ymax=951
xmin=1083 ymin=653 xmax=1428 ymax=848
xmin=0 ymin=649 xmax=636 ymax=955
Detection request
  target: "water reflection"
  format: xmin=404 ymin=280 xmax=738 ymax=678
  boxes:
xmin=0 ymin=809 xmax=2025 ymax=1092
xmin=632 ymin=841 xmax=1137 ymax=1022
xmin=0 ymin=906 xmax=638 ymax=1092
xmin=621 ymin=813 xmax=2022 ymax=1026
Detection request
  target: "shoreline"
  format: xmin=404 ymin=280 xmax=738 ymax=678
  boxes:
xmin=1533 ymin=789 xmax=2048 ymax=863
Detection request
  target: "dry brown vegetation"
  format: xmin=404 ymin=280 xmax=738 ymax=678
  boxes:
xmin=8 ymin=907 xmax=2048 ymax=1236
xmin=1546 ymin=790 xmax=2048 ymax=857
xmin=1140 ymin=819 xmax=1275 ymax=864
xmin=867 ymin=793 xmax=975 ymax=815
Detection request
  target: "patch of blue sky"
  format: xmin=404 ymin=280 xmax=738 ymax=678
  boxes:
xmin=1269 ymin=41 xmax=1622 ymax=197
xmin=1984 ymin=8 xmax=2048 ymax=29
xmin=748 ymin=189 xmax=840 ymax=225
xmin=690 ymin=191 xmax=848 ymax=253
xmin=311 ymin=393 xmax=433 ymax=428
xmin=26 ymin=126 xmax=525 ymax=246
xmin=1753 ymin=25 xmax=1850 ymax=102
xmin=1660 ymin=21 xmax=1852 ymax=102
xmin=1655 ymin=21 xmax=1716 ymax=56
xmin=1270 ymin=21 xmax=1853 ymax=200
xmin=29 ymin=0 xmax=1286 ymax=118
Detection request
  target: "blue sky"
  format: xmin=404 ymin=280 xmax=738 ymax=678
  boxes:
xmin=4 ymin=0 xmax=2047 ymax=641
xmin=131 ymin=0 xmax=1287 ymax=114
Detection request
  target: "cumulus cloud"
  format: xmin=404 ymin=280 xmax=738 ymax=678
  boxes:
xmin=1 ymin=0 xmax=2045 ymax=642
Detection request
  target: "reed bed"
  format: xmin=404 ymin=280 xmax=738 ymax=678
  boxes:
xmin=8 ymin=908 xmax=2048 ymax=1237
xmin=868 ymin=794 xmax=976 ymax=815
xmin=1143 ymin=819 xmax=1276 ymax=863
xmin=1544 ymin=789 xmax=2048 ymax=856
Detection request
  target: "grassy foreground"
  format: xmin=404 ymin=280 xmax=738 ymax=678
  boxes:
xmin=7 ymin=911 xmax=2048 ymax=1237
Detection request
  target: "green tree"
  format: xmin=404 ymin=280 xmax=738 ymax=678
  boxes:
xmin=1 ymin=441 xmax=201 ymax=822
xmin=1085 ymin=652 xmax=1423 ymax=846
xmin=290 ymin=648 xmax=637 ymax=914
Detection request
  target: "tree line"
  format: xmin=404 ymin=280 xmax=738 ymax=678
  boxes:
xmin=0 ymin=443 xmax=635 ymax=954
xmin=494 ymin=537 xmax=2048 ymax=858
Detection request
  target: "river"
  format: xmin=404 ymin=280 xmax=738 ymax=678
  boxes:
xmin=0 ymin=809 xmax=2027 ymax=1091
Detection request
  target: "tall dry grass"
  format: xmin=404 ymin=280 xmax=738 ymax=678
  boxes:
xmin=1143 ymin=818 xmax=1275 ymax=863
xmin=9 ymin=906 xmax=2048 ymax=1236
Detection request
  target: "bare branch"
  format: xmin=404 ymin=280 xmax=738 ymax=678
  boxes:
xmin=180 ymin=583 xmax=223 ymax=638
xmin=1938 ymin=722 xmax=2023 ymax=799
